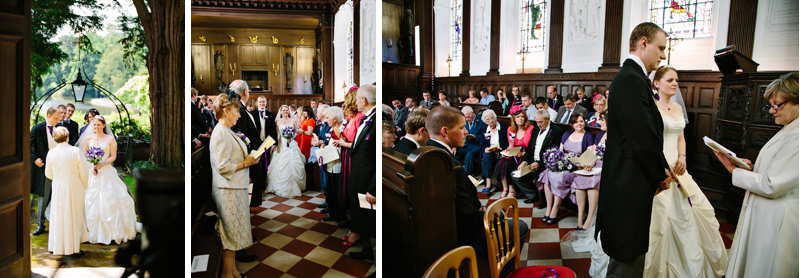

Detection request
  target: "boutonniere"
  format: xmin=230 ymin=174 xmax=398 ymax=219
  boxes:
xmin=652 ymin=89 xmax=660 ymax=101
xmin=264 ymin=115 xmax=269 ymax=121
xmin=235 ymin=131 xmax=250 ymax=145
xmin=484 ymin=132 xmax=492 ymax=140
xmin=365 ymin=134 xmax=371 ymax=141
xmin=509 ymin=132 xmax=516 ymax=142
xmin=365 ymin=119 xmax=373 ymax=126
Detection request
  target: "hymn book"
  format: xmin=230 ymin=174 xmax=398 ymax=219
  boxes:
xmin=703 ymin=136 xmax=751 ymax=169
xmin=468 ymin=175 xmax=484 ymax=187
xmin=568 ymin=148 xmax=598 ymax=168
xmin=486 ymin=145 xmax=500 ymax=152
xmin=315 ymin=144 xmax=341 ymax=165
xmin=358 ymin=193 xmax=376 ymax=210
xmin=511 ymin=166 xmax=534 ymax=178
xmin=248 ymin=136 xmax=275 ymax=159
xmin=501 ymin=147 xmax=521 ymax=157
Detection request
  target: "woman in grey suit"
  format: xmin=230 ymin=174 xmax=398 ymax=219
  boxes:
xmin=210 ymin=93 xmax=260 ymax=278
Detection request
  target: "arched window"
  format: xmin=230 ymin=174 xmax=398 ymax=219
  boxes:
xmin=520 ymin=0 xmax=547 ymax=53
xmin=650 ymin=0 xmax=714 ymax=39
xmin=450 ymin=0 xmax=463 ymax=60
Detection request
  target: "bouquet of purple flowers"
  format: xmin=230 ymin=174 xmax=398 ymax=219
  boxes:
xmin=235 ymin=131 xmax=250 ymax=145
xmin=86 ymin=146 xmax=104 ymax=165
xmin=595 ymin=142 xmax=606 ymax=161
xmin=281 ymin=125 xmax=297 ymax=147
xmin=542 ymin=147 xmax=578 ymax=172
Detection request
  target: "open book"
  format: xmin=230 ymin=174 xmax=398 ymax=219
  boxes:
xmin=315 ymin=144 xmax=340 ymax=165
xmin=501 ymin=146 xmax=521 ymax=157
xmin=358 ymin=193 xmax=376 ymax=210
xmin=468 ymin=175 xmax=484 ymax=187
xmin=511 ymin=166 xmax=534 ymax=178
xmin=703 ymin=136 xmax=751 ymax=169
xmin=486 ymin=145 xmax=500 ymax=152
xmin=568 ymin=148 xmax=598 ymax=168
xmin=248 ymin=136 xmax=275 ymax=159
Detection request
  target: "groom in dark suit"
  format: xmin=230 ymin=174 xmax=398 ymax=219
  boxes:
xmin=513 ymin=109 xmax=563 ymax=207
xmin=62 ymin=104 xmax=80 ymax=146
xmin=597 ymin=22 xmax=673 ymax=277
xmin=252 ymin=96 xmax=277 ymax=197
xmin=31 ymin=107 xmax=63 ymax=235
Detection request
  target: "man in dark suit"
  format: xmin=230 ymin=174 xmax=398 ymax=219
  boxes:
xmin=512 ymin=109 xmax=563 ymax=207
xmin=554 ymin=93 xmax=589 ymax=124
xmin=391 ymin=108 xmax=429 ymax=156
xmin=419 ymin=90 xmax=434 ymax=108
xmin=227 ymin=80 xmax=262 ymax=263
xmin=425 ymin=106 xmax=528 ymax=260
xmin=347 ymin=85 xmax=377 ymax=261
xmin=454 ymin=106 xmax=486 ymax=176
xmin=546 ymin=86 xmax=564 ymax=110
xmin=31 ymin=107 xmax=63 ymax=235
xmin=392 ymin=99 xmax=408 ymax=138
xmin=597 ymin=22 xmax=673 ymax=277
xmin=62 ymin=104 xmax=80 ymax=146
xmin=191 ymin=88 xmax=211 ymax=150
xmin=252 ymin=95 xmax=277 ymax=200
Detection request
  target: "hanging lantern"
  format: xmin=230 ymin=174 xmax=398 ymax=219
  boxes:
xmin=71 ymin=69 xmax=88 ymax=103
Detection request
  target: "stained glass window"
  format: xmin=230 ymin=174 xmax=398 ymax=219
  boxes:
xmin=650 ymin=0 xmax=714 ymax=39
xmin=348 ymin=23 xmax=354 ymax=85
xmin=450 ymin=0 xmax=463 ymax=60
xmin=520 ymin=0 xmax=547 ymax=53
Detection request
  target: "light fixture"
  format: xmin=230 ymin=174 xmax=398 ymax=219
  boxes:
xmin=71 ymin=69 xmax=88 ymax=103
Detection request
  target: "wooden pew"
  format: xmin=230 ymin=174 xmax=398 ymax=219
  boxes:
xmin=383 ymin=146 xmax=460 ymax=278
xmin=454 ymin=102 xmax=489 ymax=114
xmin=496 ymin=115 xmax=602 ymax=137
xmin=191 ymin=146 xmax=223 ymax=278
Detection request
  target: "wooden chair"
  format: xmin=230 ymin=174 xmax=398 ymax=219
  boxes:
xmin=484 ymin=197 xmax=576 ymax=278
xmin=422 ymin=246 xmax=480 ymax=278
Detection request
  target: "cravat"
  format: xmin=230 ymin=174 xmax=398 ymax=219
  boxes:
xmin=47 ymin=126 xmax=53 ymax=136
xmin=260 ymin=110 xmax=264 ymax=119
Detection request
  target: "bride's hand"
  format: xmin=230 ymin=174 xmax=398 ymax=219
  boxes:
xmin=673 ymin=156 xmax=687 ymax=175
xmin=92 ymin=167 xmax=99 ymax=175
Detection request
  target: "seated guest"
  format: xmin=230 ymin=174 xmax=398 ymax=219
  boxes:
xmin=514 ymin=109 xmax=563 ymax=207
xmin=392 ymin=99 xmax=408 ymax=130
xmin=382 ymin=120 xmax=397 ymax=148
xmin=405 ymin=97 xmax=417 ymax=113
xmin=461 ymin=89 xmax=480 ymax=104
xmin=477 ymin=110 xmax=508 ymax=194
xmin=392 ymin=108 xmax=430 ymax=156
xmin=587 ymin=96 xmax=607 ymax=127
xmin=191 ymin=88 xmax=211 ymax=150
xmin=510 ymin=86 xmax=522 ymax=107
xmin=575 ymin=87 xmax=594 ymax=113
xmin=554 ymin=93 xmax=588 ymax=124
xmin=604 ymin=89 xmax=610 ymax=99
xmin=496 ymin=89 xmax=510 ymax=115
xmin=541 ymin=114 xmax=593 ymax=224
xmin=455 ymin=106 xmax=486 ymax=176
xmin=493 ymin=106 xmax=534 ymax=199
xmin=479 ymin=88 xmax=496 ymax=105
xmin=572 ymin=111 xmax=606 ymax=230
xmin=425 ymin=106 xmax=528 ymax=258
xmin=521 ymin=93 xmax=537 ymax=120
xmin=420 ymin=90 xmax=434 ymax=108
xmin=535 ymin=96 xmax=557 ymax=120
xmin=547 ymin=86 xmax=564 ymax=110
xmin=438 ymin=90 xmax=451 ymax=106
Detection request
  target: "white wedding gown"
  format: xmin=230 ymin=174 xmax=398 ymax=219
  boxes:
xmin=267 ymin=125 xmax=306 ymax=198
xmin=84 ymin=142 xmax=138 ymax=244
xmin=562 ymin=113 xmax=727 ymax=278
xmin=643 ymin=113 xmax=727 ymax=277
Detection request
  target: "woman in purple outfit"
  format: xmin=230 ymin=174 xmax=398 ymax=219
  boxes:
xmin=572 ymin=111 xmax=607 ymax=230
xmin=540 ymin=114 xmax=593 ymax=224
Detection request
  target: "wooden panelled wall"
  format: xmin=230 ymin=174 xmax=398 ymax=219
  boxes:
xmin=191 ymin=28 xmax=317 ymax=97
xmin=206 ymin=94 xmax=322 ymax=114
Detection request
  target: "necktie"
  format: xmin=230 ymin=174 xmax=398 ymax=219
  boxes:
xmin=552 ymin=99 xmax=556 ymax=109
xmin=563 ymin=110 xmax=572 ymax=123
xmin=47 ymin=126 xmax=53 ymax=136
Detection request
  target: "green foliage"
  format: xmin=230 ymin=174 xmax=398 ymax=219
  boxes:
xmin=106 ymin=113 xmax=151 ymax=141
xmin=132 ymin=159 xmax=159 ymax=170
xmin=32 ymin=0 xmax=104 ymax=95
xmin=114 ymin=75 xmax=151 ymax=115
xmin=118 ymin=16 xmax=147 ymax=69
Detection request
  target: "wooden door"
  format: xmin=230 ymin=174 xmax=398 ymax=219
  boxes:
xmin=0 ymin=0 xmax=31 ymax=276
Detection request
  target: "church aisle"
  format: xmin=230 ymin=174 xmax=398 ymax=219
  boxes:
xmin=237 ymin=190 xmax=375 ymax=278
xmin=476 ymin=184 xmax=735 ymax=278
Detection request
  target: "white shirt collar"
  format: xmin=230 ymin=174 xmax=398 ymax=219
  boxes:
xmin=430 ymin=138 xmax=451 ymax=151
xmin=626 ymin=54 xmax=649 ymax=77
xmin=402 ymin=135 xmax=421 ymax=148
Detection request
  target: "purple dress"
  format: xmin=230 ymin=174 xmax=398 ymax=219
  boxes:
xmin=541 ymin=139 xmax=582 ymax=199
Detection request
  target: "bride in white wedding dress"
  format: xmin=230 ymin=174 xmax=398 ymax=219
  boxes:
xmin=78 ymin=115 xmax=137 ymax=244
xmin=267 ymin=105 xmax=306 ymax=198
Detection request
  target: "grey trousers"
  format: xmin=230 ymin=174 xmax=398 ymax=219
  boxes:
xmin=607 ymin=254 xmax=645 ymax=278
xmin=511 ymin=171 xmax=540 ymax=200
xmin=36 ymin=178 xmax=52 ymax=227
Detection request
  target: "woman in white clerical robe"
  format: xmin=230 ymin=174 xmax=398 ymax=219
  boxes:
xmin=45 ymin=127 xmax=89 ymax=255
xmin=713 ymin=72 xmax=799 ymax=278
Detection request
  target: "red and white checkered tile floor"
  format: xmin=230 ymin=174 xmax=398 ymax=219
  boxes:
xmin=236 ymin=190 xmax=375 ymax=278
xmin=476 ymin=183 xmax=735 ymax=278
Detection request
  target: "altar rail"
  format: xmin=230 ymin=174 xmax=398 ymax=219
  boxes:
xmin=383 ymin=146 xmax=459 ymax=278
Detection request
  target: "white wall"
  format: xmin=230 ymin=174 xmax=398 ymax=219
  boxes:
xmin=333 ymin=0 xmax=354 ymax=101
xmin=434 ymin=0 xmax=462 ymax=77
xmin=360 ymin=0 xmax=377 ymax=85
xmin=752 ymin=0 xmax=799 ymax=71
xmin=470 ymin=0 xmax=491 ymax=75
xmin=561 ymin=0 xmax=606 ymax=73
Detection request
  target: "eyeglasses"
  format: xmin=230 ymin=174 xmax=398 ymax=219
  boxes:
xmin=765 ymin=100 xmax=790 ymax=111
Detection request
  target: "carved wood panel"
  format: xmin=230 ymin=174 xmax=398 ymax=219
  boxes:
xmin=191 ymin=44 xmax=214 ymax=95
xmin=0 ymin=1 xmax=31 ymax=275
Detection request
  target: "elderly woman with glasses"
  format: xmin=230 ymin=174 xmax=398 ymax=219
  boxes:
xmin=713 ymin=72 xmax=799 ymax=278
xmin=477 ymin=109 xmax=509 ymax=194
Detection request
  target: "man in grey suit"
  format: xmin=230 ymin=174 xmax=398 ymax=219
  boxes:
xmin=554 ymin=93 xmax=588 ymax=124
xmin=31 ymin=107 xmax=62 ymax=235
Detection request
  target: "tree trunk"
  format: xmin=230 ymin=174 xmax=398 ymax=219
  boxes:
xmin=133 ymin=0 xmax=185 ymax=168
